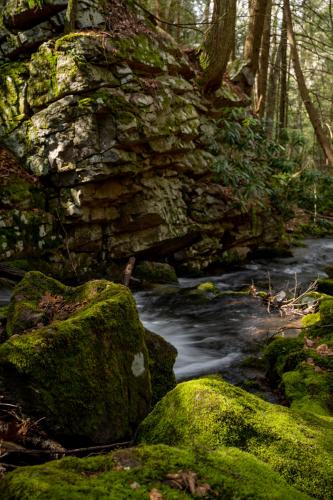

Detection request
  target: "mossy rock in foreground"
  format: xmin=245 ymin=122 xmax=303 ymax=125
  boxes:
xmin=0 ymin=444 xmax=310 ymax=499
xmin=138 ymin=377 xmax=333 ymax=499
xmin=0 ymin=271 xmax=153 ymax=444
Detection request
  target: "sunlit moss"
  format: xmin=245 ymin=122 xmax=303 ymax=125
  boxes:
xmin=0 ymin=444 xmax=311 ymax=499
xmin=138 ymin=376 xmax=333 ymax=498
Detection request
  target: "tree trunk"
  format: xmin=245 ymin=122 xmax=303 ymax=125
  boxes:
xmin=243 ymin=0 xmax=268 ymax=92
xmin=265 ymin=35 xmax=281 ymax=138
xmin=278 ymin=6 xmax=287 ymax=139
xmin=284 ymin=0 xmax=333 ymax=165
xmin=256 ymin=0 xmax=272 ymax=116
xmin=201 ymin=0 xmax=237 ymax=94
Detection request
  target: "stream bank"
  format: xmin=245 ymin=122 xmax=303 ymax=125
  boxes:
xmin=135 ymin=238 xmax=333 ymax=396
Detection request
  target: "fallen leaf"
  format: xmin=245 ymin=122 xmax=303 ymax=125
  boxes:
xmin=316 ymin=344 xmax=333 ymax=356
xmin=165 ymin=470 xmax=212 ymax=496
xmin=195 ymin=483 xmax=212 ymax=497
xmin=304 ymin=336 xmax=316 ymax=348
xmin=149 ymin=488 xmax=163 ymax=500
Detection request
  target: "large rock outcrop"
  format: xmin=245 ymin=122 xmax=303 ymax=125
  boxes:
xmin=0 ymin=0 xmax=285 ymax=279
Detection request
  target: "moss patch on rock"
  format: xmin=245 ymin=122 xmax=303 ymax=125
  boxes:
xmin=0 ymin=444 xmax=311 ymax=499
xmin=317 ymin=278 xmax=333 ymax=296
xmin=135 ymin=261 xmax=178 ymax=284
xmin=144 ymin=329 xmax=177 ymax=405
xmin=264 ymin=294 xmax=333 ymax=417
xmin=138 ymin=376 xmax=333 ymax=498
xmin=282 ymin=365 xmax=333 ymax=416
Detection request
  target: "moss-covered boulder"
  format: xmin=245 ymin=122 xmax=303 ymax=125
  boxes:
xmin=0 ymin=271 xmax=155 ymax=444
xmin=135 ymin=261 xmax=178 ymax=284
xmin=0 ymin=443 xmax=311 ymax=499
xmin=138 ymin=376 xmax=333 ymax=498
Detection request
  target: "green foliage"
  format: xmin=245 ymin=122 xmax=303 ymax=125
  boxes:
xmin=211 ymin=108 xmax=287 ymax=210
xmin=27 ymin=0 xmax=43 ymax=9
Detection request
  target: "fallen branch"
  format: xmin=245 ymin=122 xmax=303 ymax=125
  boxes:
xmin=0 ymin=440 xmax=133 ymax=458
xmin=280 ymin=279 xmax=318 ymax=308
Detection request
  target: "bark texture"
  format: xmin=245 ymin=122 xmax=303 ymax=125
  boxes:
xmin=202 ymin=0 xmax=237 ymax=94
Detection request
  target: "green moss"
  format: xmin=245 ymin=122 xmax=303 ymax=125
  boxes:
xmin=282 ymin=365 xmax=333 ymax=416
xmin=54 ymin=32 xmax=96 ymax=51
xmin=301 ymin=311 xmax=321 ymax=328
xmin=317 ymin=279 xmax=333 ymax=296
xmin=135 ymin=261 xmax=178 ymax=284
xmin=197 ymin=281 xmax=219 ymax=294
xmin=6 ymin=271 xmax=68 ymax=336
xmin=27 ymin=0 xmax=43 ymax=9
xmin=144 ymin=329 xmax=177 ymax=405
xmin=138 ymin=377 xmax=333 ymax=498
xmin=0 ymin=272 xmax=152 ymax=443
xmin=113 ymin=34 xmax=166 ymax=72
xmin=27 ymin=43 xmax=59 ymax=108
xmin=264 ymin=337 xmax=305 ymax=382
xmin=319 ymin=297 xmax=333 ymax=326
xmin=0 ymin=444 xmax=311 ymax=499
xmin=0 ymin=62 xmax=29 ymax=134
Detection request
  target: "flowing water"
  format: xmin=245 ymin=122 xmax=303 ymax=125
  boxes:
xmin=0 ymin=287 xmax=11 ymax=306
xmin=135 ymin=239 xmax=333 ymax=390
xmin=1 ymin=239 xmax=333 ymax=394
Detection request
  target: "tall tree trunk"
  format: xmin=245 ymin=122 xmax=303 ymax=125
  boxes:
xmin=201 ymin=0 xmax=237 ymax=94
xmin=243 ymin=0 xmax=268 ymax=93
xmin=256 ymin=0 xmax=272 ymax=116
xmin=284 ymin=0 xmax=333 ymax=165
xmin=265 ymin=32 xmax=281 ymax=138
xmin=278 ymin=6 xmax=287 ymax=139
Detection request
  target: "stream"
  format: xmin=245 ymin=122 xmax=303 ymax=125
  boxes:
xmin=1 ymin=238 xmax=333 ymax=399
xmin=135 ymin=238 xmax=333 ymax=395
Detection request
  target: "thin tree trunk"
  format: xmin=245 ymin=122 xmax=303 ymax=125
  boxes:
xmin=284 ymin=0 xmax=333 ymax=165
xmin=243 ymin=0 xmax=268 ymax=92
xmin=202 ymin=0 xmax=237 ymax=94
xmin=257 ymin=0 xmax=272 ymax=116
xmin=265 ymin=35 xmax=281 ymax=138
xmin=278 ymin=6 xmax=287 ymax=139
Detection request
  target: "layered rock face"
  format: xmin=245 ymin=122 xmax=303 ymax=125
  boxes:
xmin=0 ymin=0 xmax=283 ymax=277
